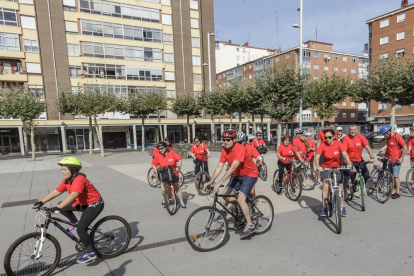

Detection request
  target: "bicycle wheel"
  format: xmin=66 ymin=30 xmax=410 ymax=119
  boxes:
xmin=259 ymin=163 xmax=268 ymax=181
xmin=147 ymin=168 xmax=159 ymax=188
xmin=4 ymin=232 xmax=61 ymax=276
xmin=333 ymin=191 xmax=342 ymax=234
xmin=367 ymin=169 xmax=379 ymax=195
xmin=358 ymin=178 xmax=366 ymax=211
xmin=250 ymin=195 xmax=274 ymax=235
xmin=164 ymin=184 xmax=179 ymax=215
xmin=194 ymin=171 xmax=212 ymax=196
xmin=185 ymin=206 xmax=228 ymax=252
xmin=327 ymin=191 xmax=333 ymax=218
xmin=286 ymin=175 xmax=302 ymax=201
xmin=406 ymin=168 xmax=414 ymax=196
xmin=300 ymin=167 xmax=318 ymax=190
xmin=179 ymin=171 xmax=184 ymax=187
xmin=376 ymin=171 xmax=394 ymax=204
xmin=91 ymin=215 xmax=131 ymax=259
xmin=272 ymin=170 xmax=282 ymax=194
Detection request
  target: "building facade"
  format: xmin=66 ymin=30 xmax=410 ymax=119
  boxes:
xmin=366 ymin=0 xmax=414 ymax=131
xmin=0 ymin=0 xmax=221 ymax=155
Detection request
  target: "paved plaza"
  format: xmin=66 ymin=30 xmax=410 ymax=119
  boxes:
xmin=0 ymin=149 xmax=414 ymax=276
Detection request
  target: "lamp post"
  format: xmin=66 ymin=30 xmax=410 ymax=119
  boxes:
xmin=207 ymin=33 xmax=215 ymax=93
xmin=293 ymin=0 xmax=303 ymax=129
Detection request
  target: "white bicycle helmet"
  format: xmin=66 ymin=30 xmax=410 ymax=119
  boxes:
xmin=294 ymin=129 xmax=303 ymax=134
xmin=396 ymin=128 xmax=404 ymax=135
xmin=236 ymin=131 xmax=247 ymax=142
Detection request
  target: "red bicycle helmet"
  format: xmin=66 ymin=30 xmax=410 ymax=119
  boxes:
xmin=222 ymin=129 xmax=237 ymax=139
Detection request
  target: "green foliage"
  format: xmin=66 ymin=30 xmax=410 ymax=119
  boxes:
xmin=171 ymin=93 xmax=202 ymax=118
xmin=119 ymin=92 xmax=164 ymax=117
xmin=202 ymin=88 xmax=227 ymax=117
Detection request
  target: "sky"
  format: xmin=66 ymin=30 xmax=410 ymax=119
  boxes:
xmin=214 ymin=0 xmax=399 ymax=55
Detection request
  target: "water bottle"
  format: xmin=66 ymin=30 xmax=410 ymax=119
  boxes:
xmin=68 ymin=226 xmax=79 ymax=239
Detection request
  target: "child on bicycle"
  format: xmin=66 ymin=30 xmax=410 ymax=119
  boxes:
xmin=33 ymin=157 xmax=104 ymax=263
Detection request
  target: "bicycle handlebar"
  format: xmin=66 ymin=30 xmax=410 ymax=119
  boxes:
xmin=377 ymin=153 xmax=399 ymax=162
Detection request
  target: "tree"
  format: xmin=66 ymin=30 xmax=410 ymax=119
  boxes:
xmin=245 ymin=83 xmax=267 ymax=135
xmin=202 ymin=88 xmax=227 ymax=142
xmin=153 ymin=95 xmax=168 ymax=141
xmin=171 ymin=93 xmax=202 ymax=143
xmin=0 ymin=85 xmax=45 ymax=160
xmin=223 ymin=84 xmax=250 ymax=131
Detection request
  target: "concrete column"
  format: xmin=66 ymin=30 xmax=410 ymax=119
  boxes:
xmin=221 ymin=124 xmax=224 ymax=135
xmin=192 ymin=123 xmax=196 ymax=141
xmin=60 ymin=126 xmax=67 ymax=153
xmin=99 ymin=125 xmax=103 ymax=147
xmin=164 ymin=124 xmax=168 ymax=139
xmin=267 ymin=123 xmax=271 ymax=142
xmin=246 ymin=123 xmax=249 ymax=135
xmin=18 ymin=126 xmax=25 ymax=156
xmin=133 ymin=125 xmax=137 ymax=150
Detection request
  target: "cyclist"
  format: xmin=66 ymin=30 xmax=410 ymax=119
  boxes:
xmin=252 ymin=131 xmax=267 ymax=153
xmin=317 ymin=121 xmax=338 ymax=178
xmin=408 ymin=127 xmax=414 ymax=189
xmin=190 ymin=136 xmax=210 ymax=176
xmin=337 ymin=127 xmax=345 ymax=142
xmin=342 ymin=124 xmax=375 ymax=193
xmin=304 ymin=132 xmax=316 ymax=171
xmin=151 ymin=141 xmax=186 ymax=208
xmin=276 ymin=135 xmax=303 ymax=189
xmin=152 ymin=136 xmax=173 ymax=158
xmin=315 ymin=129 xmax=352 ymax=217
xmin=293 ymin=129 xmax=310 ymax=161
xmin=33 ymin=157 xmax=104 ymax=264
xmin=205 ymin=129 xmax=258 ymax=237
xmin=379 ymin=125 xmax=408 ymax=199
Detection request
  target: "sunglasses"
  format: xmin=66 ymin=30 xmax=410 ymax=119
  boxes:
xmin=195 ymin=140 xmax=200 ymax=143
xmin=157 ymin=147 xmax=166 ymax=150
xmin=324 ymin=136 xmax=334 ymax=140
xmin=223 ymin=138 xmax=232 ymax=142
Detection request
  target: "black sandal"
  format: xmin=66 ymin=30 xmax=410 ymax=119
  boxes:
xmin=392 ymin=193 xmax=401 ymax=199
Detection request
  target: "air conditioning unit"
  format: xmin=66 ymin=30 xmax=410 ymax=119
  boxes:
xmin=410 ymin=104 xmax=414 ymax=108
xmin=324 ymin=56 xmax=330 ymax=62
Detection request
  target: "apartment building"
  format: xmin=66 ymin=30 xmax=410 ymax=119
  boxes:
xmin=0 ymin=0 xmax=216 ymax=155
xmin=215 ymin=40 xmax=275 ymax=73
xmin=216 ymin=41 xmax=370 ymax=134
xmin=366 ymin=0 xmax=414 ymax=131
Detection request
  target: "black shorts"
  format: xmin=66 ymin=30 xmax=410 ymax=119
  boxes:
xmin=320 ymin=170 xmax=343 ymax=183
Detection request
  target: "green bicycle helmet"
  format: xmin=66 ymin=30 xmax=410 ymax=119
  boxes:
xmin=58 ymin=157 xmax=82 ymax=170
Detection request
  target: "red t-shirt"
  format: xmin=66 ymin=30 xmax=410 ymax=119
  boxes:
xmin=56 ymin=175 xmax=101 ymax=207
xmin=219 ymin=142 xmax=258 ymax=177
xmin=190 ymin=143 xmax=209 ymax=161
xmin=318 ymin=130 xmax=338 ymax=143
xmin=386 ymin=133 xmax=406 ymax=163
xmin=306 ymin=140 xmax=316 ymax=157
xmin=252 ymin=138 xmax=265 ymax=148
xmin=153 ymin=141 xmax=173 ymax=157
xmin=277 ymin=144 xmax=297 ymax=164
xmin=342 ymin=134 xmax=369 ymax=162
xmin=245 ymin=144 xmax=260 ymax=159
xmin=316 ymin=140 xmax=346 ymax=168
xmin=293 ymin=137 xmax=307 ymax=160
xmin=408 ymin=137 xmax=414 ymax=160
xmin=151 ymin=150 xmax=182 ymax=177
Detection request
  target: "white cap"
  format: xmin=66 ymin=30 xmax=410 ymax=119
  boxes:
xmin=336 ymin=127 xmax=343 ymax=131
xmin=305 ymin=132 xmax=312 ymax=136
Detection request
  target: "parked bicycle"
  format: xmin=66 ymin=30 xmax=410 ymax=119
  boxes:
xmin=185 ymin=191 xmax=274 ymax=252
xmin=406 ymin=153 xmax=414 ymax=195
xmin=147 ymin=167 xmax=184 ymax=188
xmin=367 ymin=154 xmax=396 ymax=204
xmin=272 ymin=158 xmax=302 ymax=201
xmin=4 ymin=206 xmax=131 ymax=276
xmin=345 ymin=161 xmax=370 ymax=211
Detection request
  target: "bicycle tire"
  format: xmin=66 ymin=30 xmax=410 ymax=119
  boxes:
xmin=4 ymin=232 xmax=61 ymax=276
xmin=359 ymin=178 xmax=366 ymax=211
xmin=179 ymin=171 xmax=184 ymax=188
xmin=286 ymin=175 xmax=302 ymax=201
xmin=259 ymin=162 xmax=268 ymax=181
xmin=406 ymin=168 xmax=414 ymax=196
xmin=185 ymin=206 xmax=228 ymax=252
xmin=300 ymin=167 xmax=318 ymax=190
xmin=250 ymin=195 xmax=274 ymax=235
xmin=147 ymin=168 xmax=160 ymax=188
xmin=194 ymin=171 xmax=212 ymax=196
xmin=376 ymin=171 xmax=394 ymax=204
xmin=327 ymin=191 xmax=333 ymax=218
xmin=367 ymin=169 xmax=378 ymax=195
xmin=272 ymin=170 xmax=282 ymax=194
xmin=91 ymin=215 xmax=131 ymax=259
xmin=334 ymin=191 xmax=342 ymax=234
xmin=164 ymin=184 xmax=179 ymax=215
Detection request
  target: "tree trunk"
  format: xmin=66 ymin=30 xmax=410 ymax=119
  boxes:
xmin=93 ymin=116 xmax=104 ymax=157
xmin=229 ymin=112 xmax=233 ymax=129
xmin=22 ymin=124 xmax=28 ymax=157
xmin=238 ymin=110 xmax=242 ymax=131
xmin=260 ymin=114 xmax=264 ymax=132
xmin=187 ymin=115 xmax=191 ymax=144
xmin=277 ymin=118 xmax=282 ymax=148
xmin=290 ymin=121 xmax=294 ymax=138
xmin=88 ymin=116 xmax=93 ymax=154
xmin=252 ymin=115 xmax=256 ymax=136
xmin=141 ymin=117 xmax=146 ymax=152
xmin=158 ymin=115 xmax=163 ymax=140
xmin=30 ymin=124 xmax=36 ymax=161
xmin=211 ymin=116 xmax=215 ymax=143
xmin=390 ymin=100 xmax=396 ymax=132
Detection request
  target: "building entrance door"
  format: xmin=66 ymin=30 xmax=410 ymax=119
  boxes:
xmin=76 ymin=135 xmax=85 ymax=150
xmin=0 ymin=136 xmax=12 ymax=154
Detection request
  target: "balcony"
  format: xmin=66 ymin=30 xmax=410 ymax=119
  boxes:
xmin=0 ymin=61 xmax=27 ymax=82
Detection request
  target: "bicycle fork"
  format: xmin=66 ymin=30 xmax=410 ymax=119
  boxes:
xmin=32 ymin=227 xmax=46 ymax=260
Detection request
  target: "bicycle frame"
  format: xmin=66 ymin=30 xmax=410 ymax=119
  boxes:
xmin=350 ymin=162 xmax=368 ymax=195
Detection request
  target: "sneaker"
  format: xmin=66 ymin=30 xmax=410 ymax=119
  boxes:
xmin=181 ymin=203 xmax=186 ymax=209
xmin=240 ymin=225 xmax=256 ymax=237
xmin=341 ymin=207 xmax=347 ymax=217
xmin=77 ymin=251 xmax=97 ymax=264
xmin=320 ymin=208 xmax=328 ymax=217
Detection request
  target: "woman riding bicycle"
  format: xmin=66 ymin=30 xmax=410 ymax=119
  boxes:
xmin=315 ymin=129 xmax=352 ymax=218
xmin=276 ymin=135 xmax=303 ymax=189
xmin=33 ymin=157 xmax=104 ymax=264
xmin=190 ymin=136 xmax=210 ymax=176
xmin=151 ymin=141 xmax=186 ymax=208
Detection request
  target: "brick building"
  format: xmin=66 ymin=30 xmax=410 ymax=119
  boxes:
xmin=366 ymin=0 xmax=414 ymax=131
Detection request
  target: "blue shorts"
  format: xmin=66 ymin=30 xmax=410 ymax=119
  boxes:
xmin=225 ymin=176 xmax=257 ymax=197
xmin=388 ymin=163 xmax=401 ymax=178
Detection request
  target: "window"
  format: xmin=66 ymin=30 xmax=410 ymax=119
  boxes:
xmin=351 ymin=102 xmax=356 ymax=107
xmin=334 ymin=55 xmax=338 ymax=61
xmin=193 ymin=73 xmax=202 ymax=84
xmin=161 ymin=0 xmax=171 ymax=6
xmin=343 ymin=56 xmax=347 ymax=62
xmin=378 ymin=103 xmax=387 ymax=110
xmin=0 ymin=33 xmax=20 ymax=51
xmin=396 ymin=49 xmax=405 ymax=58
xmin=249 ymin=75 xmax=252 ymax=79
xmin=380 ymin=36 xmax=389 ymax=45
xmin=342 ymin=102 xmax=347 ymax=106
xmin=67 ymin=43 xmax=80 ymax=56
xmin=380 ymin=53 xmax=389 ymax=60
xmin=314 ymin=64 xmax=319 ymax=70
xmin=0 ymin=8 xmax=17 ymax=26
xmin=23 ymin=39 xmax=39 ymax=53
xmin=162 ymin=14 xmax=172 ymax=25
xmin=249 ymin=64 xmax=252 ymax=69
xmin=84 ymin=63 xmax=126 ymax=79
xmin=192 ymin=55 xmax=201 ymax=66
xmin=163 ymin=33 xmax=173 ymax=44
xmin=29 ymin=86 xmax=44 ymax=97
xmin=343 ymin=68 xmax=347 ymax=73
xmin=191 ymin=18 xmax=199 ymax=29
xmin=190 ymin=0 xmax=198 ymax=10
xmin=324 ymin=65 xmax=329 ymax=71
xmin=351 ymin=58 xmax=356 ymax=63
xmin=19 ymin=0 xmax=34 ymax=3
xmin=342 ymin=113 xmax=346 ymax=118
xmin=62 ymin=0 xmax=75 ymax=10
xmin=333 ymin=67 xmax=338 ymax=72
xmin=125 ymin=67 xmax=162 ymax=81
xmin=236 ymin=48 xmax=239 ymax=52
xmin=397 ymin=13 xmax=405 ymax=23
xmin=351 ymin=113 xmax=355 ymax=118
xmin=65 ymin=21 xmax=78 ymax=33
xmin=380 ymin=18 xmax=389 ymax=28
xmin=166 ymin=90 xmax=176 ymax=98
xmin=275 ymin=57 xmax=280 ymax=62
xmin=191 ymin=37 xmax=200 ymax=48
xmin=286 ymin=53 xmax=291 ymax=59
xmin=314 ymin=52 xmax=319 ymax=58
xmin=351 ymin=68 xmax=356 ymax=74
xmin=396 ymin=31 xmax=405 ymax=41
xmin=164 ymin=52 xmax=174 ymax=63
xmin=26 ymin=63 xmax=42 ymax=74
xmin=69 ymin=65 xmax=82 ymax=77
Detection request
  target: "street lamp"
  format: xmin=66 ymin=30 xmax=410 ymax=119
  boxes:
xmin=292 ymin=0 xmax=303 ymax=129
xmin=207 ymin=33 xmax=215 ymax=93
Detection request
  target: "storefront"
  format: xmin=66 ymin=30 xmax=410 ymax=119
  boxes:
xmin=0 ymin=128 xmax=21 ymax=154
xmin=167 ymin=125 xmax=184 ymax=144
xmin=195 ymin=124 xmax=211 ymax=142
xmin=66 ymin=128 xmax=93 ymax=152
xmin=102 ymin=126 xmax=130 ymax=149
xmin=29 ymin=127 xmax=61 ymax=153
xmin=136 ymin=125 xmax=158 ymax=148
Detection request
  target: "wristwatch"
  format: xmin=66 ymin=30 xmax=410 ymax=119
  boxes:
xmin=370 ymin=156 xmax=374 ymax=159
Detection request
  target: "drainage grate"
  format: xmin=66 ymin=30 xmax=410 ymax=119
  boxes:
xmin=1 ymin=199 xmax=38 ymax=208
xmin=0 ymin=236 xmax=187 ymax=276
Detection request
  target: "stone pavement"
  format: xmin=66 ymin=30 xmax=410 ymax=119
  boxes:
xmin=0 ymin=149 xmax=413 ymax=276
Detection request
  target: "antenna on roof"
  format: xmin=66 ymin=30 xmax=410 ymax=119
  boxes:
xmin=275 ymin=11 xmax=280 ymax=49
xmin=315 ymin=24 xmax=318 ymax=41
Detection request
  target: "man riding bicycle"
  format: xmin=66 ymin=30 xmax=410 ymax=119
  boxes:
xmin=205 ymin=129 xmax=259 ymax=237
xmin=293 ymin=129 xmax=311 ymax=161
xmin=190 ymin=136 xmax=211 ymax=176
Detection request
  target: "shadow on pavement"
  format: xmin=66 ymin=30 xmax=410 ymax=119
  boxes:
xmin=182 ymin=191 xmax=195 ymax=204
xmin=306 ymin=197 xmax=337 ymax=234
xmin=103 ymin=260 xmax=133 ymax=276
xmin=298 ymin=195 xmax=321 ymax=209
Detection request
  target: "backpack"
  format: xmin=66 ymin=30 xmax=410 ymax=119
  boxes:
xmin=157 ymin=166 xmax=174 ymax=182
xmin=394 ymin=134 xmax=403 ymax=157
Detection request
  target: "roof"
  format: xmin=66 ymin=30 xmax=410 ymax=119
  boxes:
xmin=215 ymin=40 xmax=276 ymax=52
xmin=365 ymin=3 xmax=414 ymax=23
xmin=303 ymin=40 xmax=333 ymax=46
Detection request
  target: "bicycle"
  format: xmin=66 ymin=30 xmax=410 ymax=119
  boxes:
xmin=163 ymin=181 xmax=181 ymax=215
xmin=272 ymin=158 xmax=302 ymax=201
xmin=367 ymin=154 xmax=396 ymax=204
xmin=185 ymin=191 xmax=274 ymax=252
xmin=405 ymin=153 xmax=414 ymax=196
xmin=192 ymin=155 xmax=214 ymax=196
xmin=147 ymin=167 xmax=184 ymax=188
xmin=298 ymin=154 xmax=318 ymax=190
xmin=4 ymin=206 xmax=131 ymax=276
xmin=345 ymin=161 xmax=370 ymax=211
xmin=257 ymin=155 xmax=268 ymax=181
